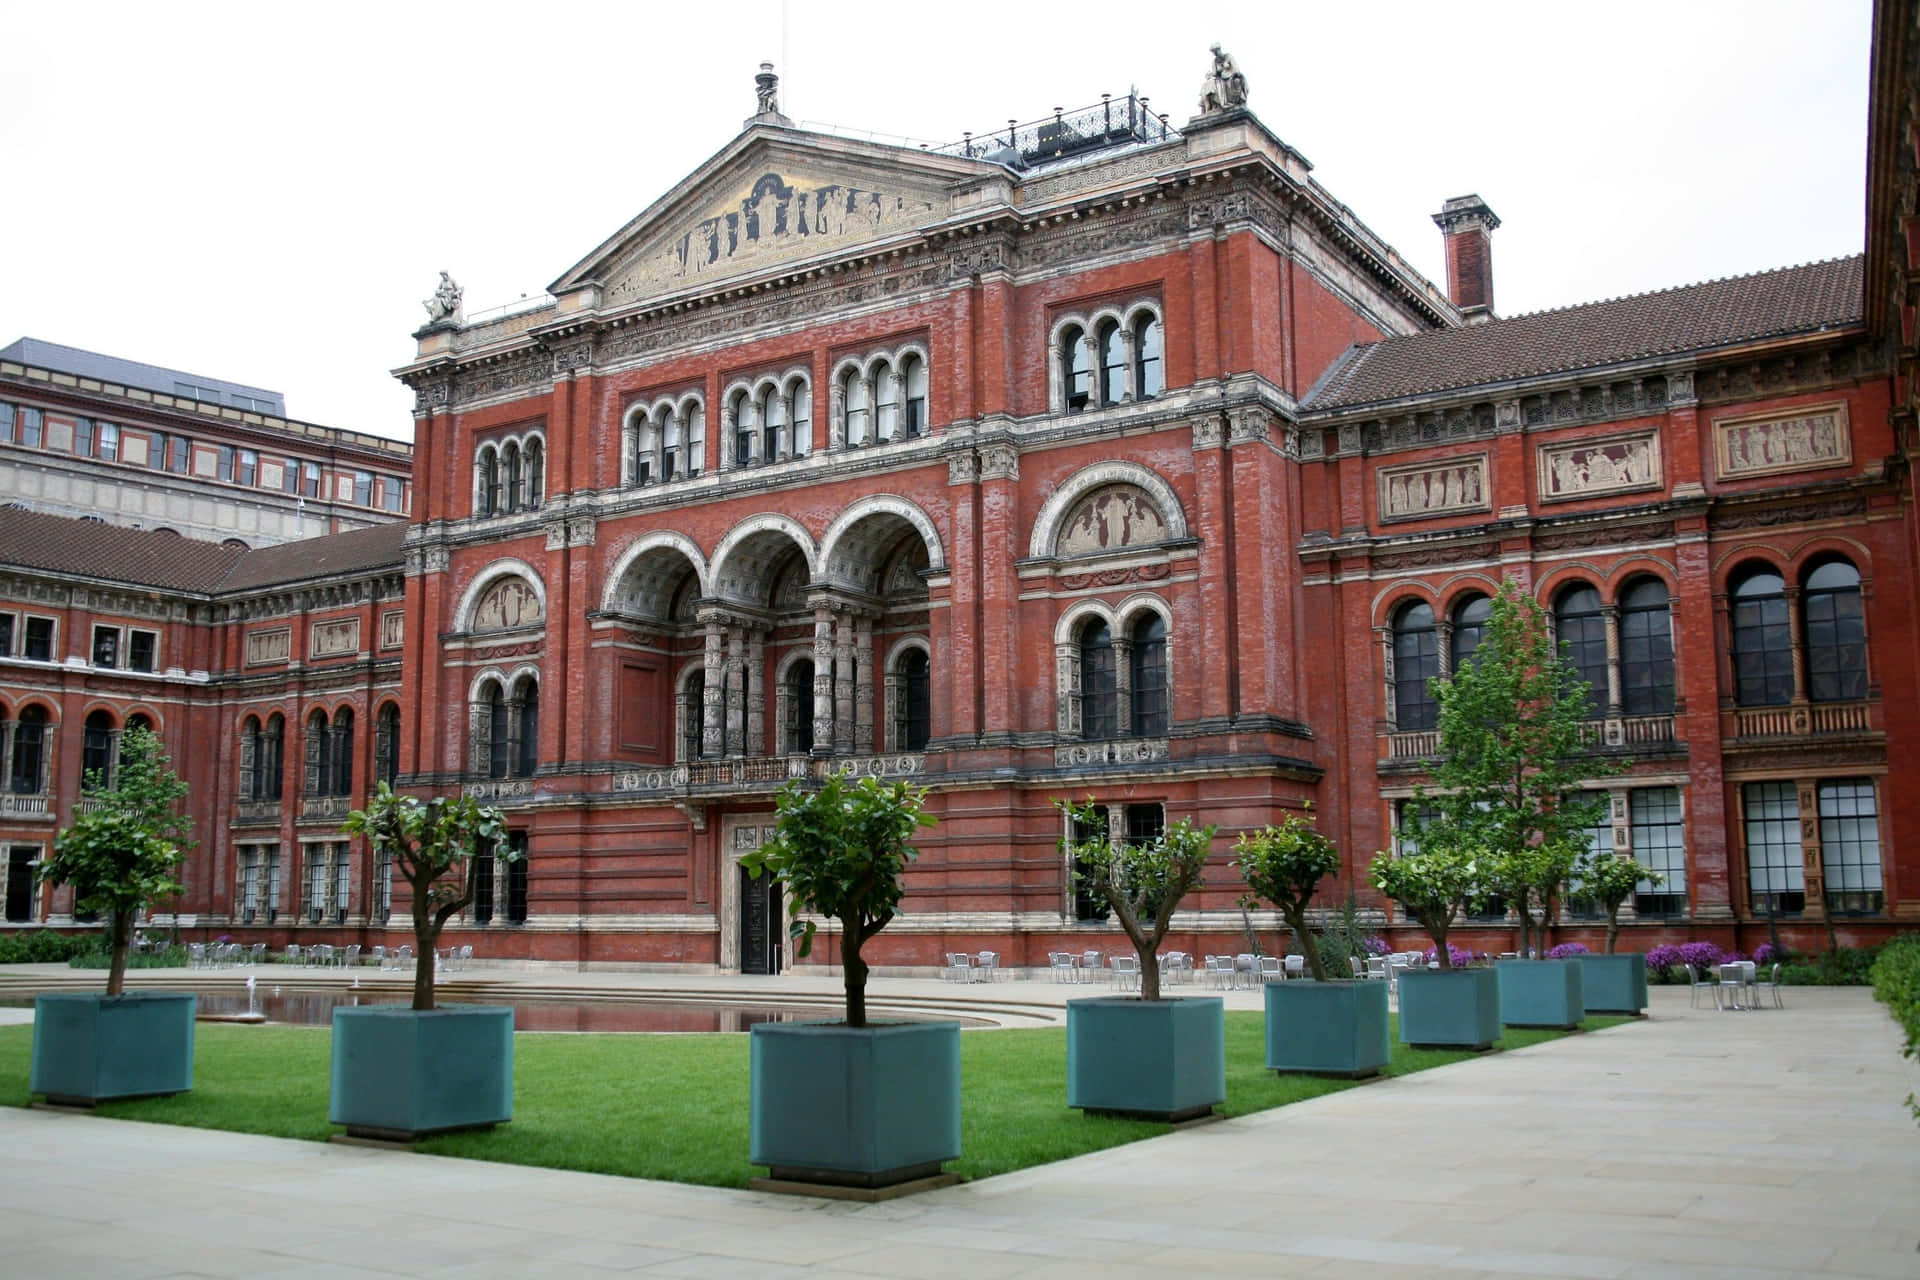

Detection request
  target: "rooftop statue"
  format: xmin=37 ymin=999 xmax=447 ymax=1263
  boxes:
xmin=422 ymin=271 xmax=463 ymax=326
xmin=1199 ymin=44 xmax=1248 ymax=114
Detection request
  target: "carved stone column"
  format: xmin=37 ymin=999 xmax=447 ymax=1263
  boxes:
xmin=1376 ymin=627 xmax=1397 ymax=732
xmin=854 ymin=616 xmax=875 ymax=753
xmin=718 ymin=399 xmax=737 ymax=472
xmin=881 ymin=371 xmax=903 ymax=443
xmin=834 ymin=614 xmax=856 ymax=754
xmin=883 ymin=670 xmax=906 ymax=752
xmin=1055 ymin=644 xmax=1082 ymax=736
xmin=811 ymin=606 xmax=835 ymax=756
xmin=1601 ymin=603 xmax=1624 ymax=718
xmin=828 ymin=376 xmax=846 ymax=450
xmin=1784 ymin=586 xmax=1809 ymax=706
xmin=1112 ymin=637 xmax=1134 ymax=737
xmin=701 ymin=622 xmax=725 ymax=758
xmin=746 ymin=630 xmax=766 ymax=757
xmin=1117 ymin=326 xmax=1138 ymax=404
xmin=725 ymin=627 xmax=746 ymax=758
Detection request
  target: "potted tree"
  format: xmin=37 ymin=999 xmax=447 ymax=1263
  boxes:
xmin=739 ymin=772 xmax=956 ymax=1196
xmin=330 ymin=783 xmax=513 ymax=1141
xmin=1366 ymin=829 xmax=1499 ymax=1050
xmin=1485 ymin=835 xmax=1589 ymax=1029
xmin=30 ymin=725 xmax=196 ymax=1106
xmin=1236 ymin=808 xmax=1389 ymax=1078
xmin=1569 ymin=847 xmax=1662 ymax=1014
xmin=1058 ymin=800 xmax=1223 ymax=1121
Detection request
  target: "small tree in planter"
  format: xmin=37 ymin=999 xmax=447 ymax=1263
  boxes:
xmin=1057 ymin=799 xmax=1224 ymax=1120
xmin=1367 ymin=833 xmax=1501 ymax=1049
xmin=1568 ymin=847 xmax=1663 ymax=1014
xmin=1237 ymin=808 xmax=1389 ymax=1077
xmin=329 ymin=784 xmax=515 ymax=1142
xmin=1576 ymin=846 xmax=1662 ymax=956
xmin=738 ymin=773 xmax=955 ymax=1193
xmin=31 ymin=726 xmax=198 ymax=1104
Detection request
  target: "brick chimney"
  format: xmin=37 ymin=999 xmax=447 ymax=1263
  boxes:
xmin=1432 ymin=194 xmax=1501 ymax=323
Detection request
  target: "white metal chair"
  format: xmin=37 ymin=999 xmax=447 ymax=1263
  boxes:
xmin=974 ymin=950 xmax=998 ymax=983
xmin=1366 ymin=955 xmax=1388 ymax=981
xmin=340 ymin=943 xmax=362 ymax=969
xmin=945 ymin=952 xmax=974 ymax=983
xmin=1048 ymin=952 xmax=1076 ymax=983
xmin=1349 ymin=955 xmax=1364 ymax=978
xmin=1760 ymin=962 xmax=1786 ymax=1009
xmin=1082 ymin=950 xmax=1106 ymax=985
xmin=1283 ymin=954 xmax=1306 ymax=981
xmin=1109 ymin=954 xmax=1140 ymax=992
xmin=1234 ymin=953 xmax=1258 ymax=989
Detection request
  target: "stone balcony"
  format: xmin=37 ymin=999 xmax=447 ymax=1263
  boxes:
xmin=1732 ymin=700 xmax=1873 ymax=740
xmin=462 ymin=778 xmax=536 ymax=805
xmin=298 ymin=795 xmax=350 ymax=824
xmin=612 ymin=753 xmax=925 ymax=798
xmin=233 ymin=800 xmax=281 ymax=826
xmin=1386 ymin=715 xmax=1677 ymax=763
xmin=0 ymin=792 xmax=52 ymax=820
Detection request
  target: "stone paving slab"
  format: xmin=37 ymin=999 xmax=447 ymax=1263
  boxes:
xmin=0 ymin=985 xmax=1915 ymax=1277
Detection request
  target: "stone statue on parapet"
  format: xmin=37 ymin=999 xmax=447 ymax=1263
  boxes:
xmin=755 ymin=62 xmax=780 ymax=116
xmin=1199 ymin=44 xmax=1248 ymax=114
xmin=423 ymin=271 xmax=463 ymax=326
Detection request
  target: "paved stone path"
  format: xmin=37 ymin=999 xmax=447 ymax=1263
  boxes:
xmin=1 ymin=982 xmax=1915 ymax=1277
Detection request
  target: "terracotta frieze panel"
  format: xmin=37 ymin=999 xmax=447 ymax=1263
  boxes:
xmin=1712 ymin=403 xmax=1850 ymax=480
xmin=1537 ymin=430 xmax=1663 ymax=502
xmin=1376 ymin=455 xmax=1489 ymax=523
xmin=309 ymin=618 xmax=361 ymax=659
xmin=1057 ymin=486 xmax=1168 ymax=556
xmin=245 ymin=627 xmax=291 ymax=666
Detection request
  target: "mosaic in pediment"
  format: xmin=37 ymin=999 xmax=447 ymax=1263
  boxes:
xmin=1056 ymin=485 xmax=1169 ymax=558
xmin=472 ymin=576 xmax=544 ymax=632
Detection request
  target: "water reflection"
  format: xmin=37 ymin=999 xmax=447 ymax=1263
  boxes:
xmin=186 ymin=989 xmax=833 ymax=1032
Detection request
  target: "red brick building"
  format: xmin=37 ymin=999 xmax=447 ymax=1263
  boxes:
xmin=4 ymin=45 xmax=1917 ymax=967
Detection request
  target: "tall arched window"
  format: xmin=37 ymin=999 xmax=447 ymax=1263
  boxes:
xmin=633 ymin=415 xmax=655 ymax=486
xmin=239 ymin=714 xmax=262 ymax=800
xmin=10 ymin=707 xmax=46 ymax=794
xmin=1080 ymin=620 xmax=1117 ymax=740
xmin=1391 ymin=602 xmax=1439 ymax=731
xmin=1450 ymin=594 xmax=1491 ymax=674
xmin=680 ymin=671 xmax=706 ymax=761
xmin=1619 ymin=578 xmax=1675 ymax=715
xmin=330 ymin=709 xmax=354 ymax=796
xmin=791 ymin=381 xmax=812 ymax=456
xmin=902 ymin=355 xmax=928 ymax=438
xmin=1803 ymin=559 xmax=1866 ymax=702
xmin=842 ymin=369 xmax=870 ymax=446
xmin=262 ymin=713 xmax=284 ymax=799
xmin=478 ymin=446 xmax=500 ymax=516
xmin=1731 ymin=567 xmax=1792 ymax=707
xmin=1129 ymin=613 xmax=1168 ymax=737
xmin=503 ymin=443 xmax=523 ymax=514
xmin=786 ymin=659 xmax=815 ymax=755
xmin=1132 ymin=313 xmax=1164 ymax=399
xmin=304 ymin=710 xmax=330 ymax=796
xmin=515 ymin=677 xmax=539 ymax=778
xmin=121 ymin=715 xmax=151 ymax=772
xmin=1097 ymin=321 xmax=1126 ymax=406
xmin=486 ymin=682 xmax=510 ymax=779
xmin=523 ymin=439 xmax=543 ymax=507
xmin=1062 ymin=325 xmax=1092 ymax=411
xmin=81 ymin=710 xmax=116 ymax=787
xmin=873 ymin=360 xmax=900 ymax=442
xmin=1554 ymin=585 xmax=1608 ymax=719
xmin=732 ymin=390 xmax=755 ymax=466
xmin=895 ymin=649 xmax=931 ymax=750
xmin=662 ymin=412 xmax=683 ymax=482
xmin=759 ymin=386 xmax=784 ymax=461
xmin=375 ymin=703 xmax=400 ymax=787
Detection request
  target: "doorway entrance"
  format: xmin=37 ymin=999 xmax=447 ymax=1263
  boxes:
xmin=720 ymin=815 xmax=782 ymax=973
xmin=740 ymin=863 xmax=782 ymax=975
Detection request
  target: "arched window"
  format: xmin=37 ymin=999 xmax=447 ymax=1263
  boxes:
xmin=262 ymin=713 xmax=284 ymax=800
xmin=330 ymin=709 xmax=354 ymax=796
xmin=842 ymin=369 xmax=870 ymax=447
xmin=633 ymin=415 xmax=655 ymax=486
xmin=896 ymin=649 xmax=930 ymax=751
xmin=662 ymin=411 xmax=683 ymax=482
xmin=10 ymin=707 xmax=47 ymax=794
xmin=1619 ymin=578 xmax=1675 ymax=715
xmin=1803 ymin=559 xmax=1866 ymax=702
xmin=1097 ymin=321 xmax=1126 ymax=406
xmin=786 ymin=659 xmax=815 ymax=755
xmin=1391 ymin=602 xmax=1439 ymax=731
xmin=523 ymin=439 xmax=543 ymax=508
xmin=1133 ymin=313 xmax=1164 ymax=399
xmin=81 ymin=710 xmax=116 ymax=788
xmin=478 ymin=446 xmax=500 ymax=516
xmin=1554 ymin=585 xmax=1609 ymax=718
xmin=304 ymin=710 xmax=330 ymax=796
xmin=1129 ymin=613 xmax=1168 ymax=737
xmin=790 ymin=381 xmax=812 ymax=456
xmin=732 ymin=389 xmax=755 ymax=466
xmin=680 ymin=671 xmax=706 ymax=761
xmin=239 ymin=714 xmax=262 ymax=801
xmin=873 ymin=360 xmax=900 ymax=443
xmin=759 ymin=386 xmax=784 ymax=461
xmin=503 ymin=443 xmax=522 ymax=514
xmin=1062 ymin=325 xmax=1092 ymax=411
xmin=1080 ymin=620 xmax=1117 ymax=740
xmin=1450 ymin=594 xmax=1491 ymax=674
xmin=485 ymin=682 xmax=509 ymax=779
xmin=120 ymin=714 xmax=151 ymax=772
xmin=1731 ymin=567 xmax=1792 ymax=707
xmin=515 ymin=677 xmax=539 ymax=778
xmin=902 ymin=355 xmax=928 ymax=438
xmin=375 ymin=703 xmax=400 ymax=787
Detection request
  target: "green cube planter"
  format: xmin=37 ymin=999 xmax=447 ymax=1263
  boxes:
xmin=1396 ymin=967 xmax=1501 ymax=1050
xmin=329 ymin=1005 xmax=514 ymax=1141
xmin=1496 ymin=958 xmax=1586 ymax=1029
xmin=750 ymin=1020 xmax=961 ymax=1188
xmin=1265 ymin=979 xmax=1390 ymax=1078
xmin=1576 ymin=953 xmax=1648 ymax=1014
xmin=30 ymin=991 xmax=196 ymax=1105
xmin=1067 ymin=996 xmax=1225 ymax=1121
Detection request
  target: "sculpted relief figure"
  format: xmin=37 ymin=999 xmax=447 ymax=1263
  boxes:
xmin=1058 ymin=486 xmax=1168 ymax=555
xmin=422 ymin=271 xmax=463 ymax=326
xmin=1199 ymin=44 xmax=1249 ymax=113
xmin=1384 ymin=461 xmax=1484 ymax=517
xmin=473 ymin=576 xmax=543 ymax=631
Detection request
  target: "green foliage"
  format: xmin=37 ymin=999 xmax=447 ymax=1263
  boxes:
xmin=68 ymin=945 xmax=188 ymax=970
xmin=1234 ymin=810 xmax=1341 ymax=980
xmin=1058 ymin=798 xmax=1214 ymax=1000
xmin=1574 ymin=848 xmax=1661 ymax=953
xmin=1868 ymin=935 xmax=1920 ymax=1121
xmin=37 ymin=726 xmax=193 ymax=995
xmin=0 ymin=930 xmax=100 ymax=964
xmin=1783 ymin=940 xmax=1904 ymax=987
xmin=341 ymin=783 xmax=509 ymax=1011
xmin=741 ymin=773 xmax=934 ymax=1027
xmin=1367 ymin=834 xmax=1480 ymax=968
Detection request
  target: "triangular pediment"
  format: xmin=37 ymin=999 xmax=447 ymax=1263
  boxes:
xmin=552 ymin=127 xmax=1002 ymax=309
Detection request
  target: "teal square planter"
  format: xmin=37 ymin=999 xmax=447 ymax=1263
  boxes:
xmin=30 ymin=992 xmax=196 ymax=1105
xmin=1496 ymin=958 xmax=1586 ymax=1029
xmin=750 ymin=1020 xmax=961 ymax=1188
xmin=1067 ymin=996 xmax=1225 ymax=1121
xmin=329 ymin=1005 xmax=514 ymax=1141
xmin=1396 ymin=967 xmax=1501 ymax=1050
xmin=1576 ymin=953 xmax=1648 ymax=1014
xmin=1265 ymin=980 xmax=1389 ymax=1078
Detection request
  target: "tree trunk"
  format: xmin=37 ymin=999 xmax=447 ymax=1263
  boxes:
xmin=1425 ymin=913 xmax=1452 ymax=970
xmin=1135 ymin=933 xmax=1161 ymax=1002
xmin=106 ymin=907 xmax=133 ymax=997
xmin=1604 ymin=905 xmax=1621 ymax=955
xmin=1286 ymin=906 xmax=1329 ymax=980
xmin=843 ymin=929 xmax=867 ymax=1028
xmin=412 ymin=872 xmax=437 ymax=1012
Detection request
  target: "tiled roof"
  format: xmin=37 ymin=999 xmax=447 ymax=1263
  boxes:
xmin=0 ymin=506 xmax=246 ymax=591
xmin=219 ymin=521 xmax=408 ymax=592
xmin=1306 ymin=256 xmax=1865 ymax=411
xmin=0 ymin=506 xmax=406 ymax=595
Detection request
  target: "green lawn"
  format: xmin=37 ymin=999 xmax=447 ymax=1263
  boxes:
xmin=0 ymin=1012 xmax=1626 ymax=1188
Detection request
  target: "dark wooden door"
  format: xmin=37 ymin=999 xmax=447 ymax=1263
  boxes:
xmin=740 ymin=864 xmax=782 ymax=975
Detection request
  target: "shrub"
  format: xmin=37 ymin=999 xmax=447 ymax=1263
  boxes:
xmin=1678 ymin=941 xmax=1728 ymax=974
xmin=1546 ymin=942 xmax=1590 ymax=958
xmin=1645 ymin=944 xmax=1683 ymax=980
xmin=68 ymin=946 xmax=187 ymax=970
xmin=1752 ymin=941 xmax=1785 ymax=967
xmin=0 ymin=930 xmax=101 ymax=964
xmin=1422 ymin=944 xmax=1477 ymax=968
xmin=1361 ymin=935 xmax=1393 ymax=957
xmin=1868 ymin=935 xmax=1920 ymax=1122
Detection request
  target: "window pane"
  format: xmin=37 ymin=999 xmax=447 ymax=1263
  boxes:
xmin=353 ymin=471 xmax=373 ymax=505
xmin=1450 ymin=595 xmax=1490 ymax=672
xmin=1620 ymin=584 xmax=1675 ymax=715
xmin=0 ymin=402 xmax=12 ymax=445
xmin=1554 ymin=587 xmax=1608 ymax=717
xmin=1129 ymin=614 xmax=1168 ymax=736
xmin=1133 ymin=316 xmax=1163 ymax=399
xmin=98 ymin=422 xmax=119 ymax=462
xmin=218 ymin=445 xmax=235 ymax=482
xmin=1080 ymin=622 xmax=1117 ymax=740
xmin=238 ymin=449 xmax=258 ymax=487
xmin=1063 ymin=328 xmax=1091 ymax=411
xmin=92 ymin=626 xmax=119 ymax=668
xmin=1743 ymin=781 xmax=1804 ymax=915
xmin=1819 ymin=779 xmax=1883 ymax=914
xmin=20 ymin=408 xmax=42 ymax=448
xmin=1098 ymin=324 xmax=1125 ymax=406
xmin=1804 ymin=572 xmax=1866 ymax=702
xmin=1392 ymin=604 xmax=1439 ymax=731
xmin=128 ymin=631 xmax=156 ymax=673
xmin=24 ymin=617 xmax=53 ymax=661
xmin=1630 ymin=786 xmax=1686 ymax=916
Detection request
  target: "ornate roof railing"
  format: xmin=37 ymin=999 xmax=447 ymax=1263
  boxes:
xmin=934 ymin=93 xmax=1178 ymax=168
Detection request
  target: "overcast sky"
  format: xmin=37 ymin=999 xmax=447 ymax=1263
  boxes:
xmin=0 ymin=1 xmax=1870 ymax=441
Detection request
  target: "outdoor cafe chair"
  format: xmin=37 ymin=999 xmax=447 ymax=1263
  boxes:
xmin=1233 ymin=953 xmax=1257 ymax=989
xmin=1283 ymin=954 xmax=1306 ymax=981
xmin=1109 ymin=953 xmax=1141 ymax=992
xmin=1048 ymin=952 xmax=1076 ymax=983
xmin=974 ymin=950 xmax=999 ymax=982
xmin=1717 ymin=962 xmax=1751 ymax=1011
xmin=340 ymin=944 xmax=361 ymax=969
xmin=1082 ymin=949 xmax=1106 ymax=984
xmin=945 ymin=953 xmax=973 ymax=983
xmin=1366 ymin=955 xmax=1388 ymax=981
xmin=1760 ymin=962 xmax=1786 ymax=1009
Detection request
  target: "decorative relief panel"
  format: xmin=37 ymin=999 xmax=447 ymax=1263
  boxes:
xmin=1058 ymin=486 xmax=1169 ymax=556
xmin=245 ymin=627 xmax=291 ymax=666
xmin=1537 ymin=431 xmax=1662 ymax=502
xmin=1376 ymin=456 xmax=1489 ymax=522
xmin=379 ymin=610 xmax=404 ymax=650
xmin=1713 ymin=403 xmax=1850 ymax=479
xmin=471 ymin=577 xmax=544 ymax=632
xmin=309 ymin=618 xmax=361 ymax=659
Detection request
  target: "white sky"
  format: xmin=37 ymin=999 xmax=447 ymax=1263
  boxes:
xmin=0 ymin=1 xmax=1870 ymax=442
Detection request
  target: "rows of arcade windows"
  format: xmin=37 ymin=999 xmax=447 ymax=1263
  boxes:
xmin=1058 ymin=311 xmax=1165 ymax=411
xmin=475 ymin=436 xmax=545 ymax=517
xmin=472 ymin=676 xmax=539 ymax=778
xmin=236 ymin=831 xmax=529 ymax=929
xmin=237 ymin=705 xmax=397 ymax=805
xmin=0 ymin=705 xmax=155 ymax=798
xmin=1059 ymin=612 xmax=1170 ymax=739
xmin=677 ymin=648 xmax=930 ymax=760
xmin=1387 ymin=560 xmax=1868 ymax=732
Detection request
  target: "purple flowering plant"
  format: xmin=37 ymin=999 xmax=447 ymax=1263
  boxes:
xmin=1546 ymin=942 xmax=1590 ymax=958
